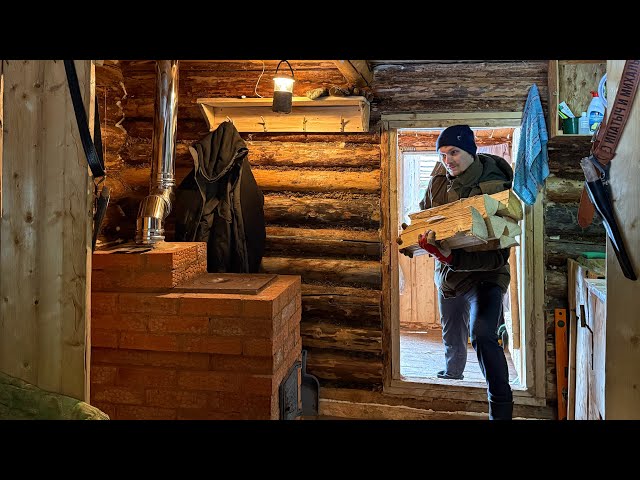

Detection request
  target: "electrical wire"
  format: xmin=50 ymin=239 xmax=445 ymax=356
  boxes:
xmin=254 ymin=60 xmax=265 ymax=98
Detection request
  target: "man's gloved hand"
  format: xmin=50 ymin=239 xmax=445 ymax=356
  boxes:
xmin=418 ymin=230 xmax=453 ymax=264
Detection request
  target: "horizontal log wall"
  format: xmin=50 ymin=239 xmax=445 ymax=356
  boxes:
xmin=374 ymin=61 xmax=604 ymax=404
xmin=93 ymin=60 xmax=608 ymax=401
xmin=544 ymin=138 xmax=605 ymax=314
xmin=372 ymin=61 xmax=550 ymax=123
xmin=96 ymin=61 xmax=126 ymax=173
xmin=95 ymin=60 xmax=383 ymax=389
xmin=543 ymin=136 xmax=605 ymax=403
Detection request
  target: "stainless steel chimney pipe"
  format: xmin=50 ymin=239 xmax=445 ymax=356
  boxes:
xmin=135 ymin=60 xmax=179 ymax=244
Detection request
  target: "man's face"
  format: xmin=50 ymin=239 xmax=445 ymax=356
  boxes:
xmin=438 ymin=146 xmax=475 ymax=177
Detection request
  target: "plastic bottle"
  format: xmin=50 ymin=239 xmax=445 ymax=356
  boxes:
xmin=587 ymin=91 xmax=605 ymax=133
xmin=578 ymin=111 xmax=590 ymax=134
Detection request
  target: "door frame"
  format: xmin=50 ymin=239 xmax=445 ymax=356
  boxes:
xmin=380 ymin=112 xmax=548 ymax=406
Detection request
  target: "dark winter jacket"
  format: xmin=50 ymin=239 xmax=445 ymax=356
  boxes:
xmin=174 ymin=121 xmax=265 ymax=273
xmin=420 ymin=153 xmax=513 ymax=298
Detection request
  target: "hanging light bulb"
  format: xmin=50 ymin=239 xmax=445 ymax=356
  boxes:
xmin=272 ymin=60 xmax=295 ymax=114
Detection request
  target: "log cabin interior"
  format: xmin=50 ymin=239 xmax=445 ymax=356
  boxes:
xmin=1 ymin=59 xmax=639 ymax=421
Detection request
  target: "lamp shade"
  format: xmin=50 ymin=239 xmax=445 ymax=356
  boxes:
xmin=272 ymin=60 xmax=295 ymax=113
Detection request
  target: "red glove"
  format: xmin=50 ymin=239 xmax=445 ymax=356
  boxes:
xmin=418 ymin=230 xmax=453 ymax=264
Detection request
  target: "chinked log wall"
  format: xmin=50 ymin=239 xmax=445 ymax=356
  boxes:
xmin=95 ymin=61 xmax=127 ymax=188
xmin=96 ymin=60 xmax=383 ymax=390
xmin=95 ymin=60 xmax=604 ymax=400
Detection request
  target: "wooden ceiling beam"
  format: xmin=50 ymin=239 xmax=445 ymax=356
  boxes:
xmin=334 ymin=60 xmax=373 ymax=88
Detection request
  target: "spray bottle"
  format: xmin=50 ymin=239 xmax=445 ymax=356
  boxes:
xmin=587 ymin=91 xmax=605 ymax=133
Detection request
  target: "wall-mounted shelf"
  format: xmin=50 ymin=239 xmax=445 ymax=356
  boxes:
xmin=196 ymin=96 xmax=370 ymax=133
xmin=548 ymin=60 xmax=607 ymax=138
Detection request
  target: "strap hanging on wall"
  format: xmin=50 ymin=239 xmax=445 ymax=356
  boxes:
xmin=64 ymin=60 xmax=105 ymax=178
xmin=64 ymin=60 xmax=110 ymax=251
xmin=577 ymin=60 xmax=640 ymax=280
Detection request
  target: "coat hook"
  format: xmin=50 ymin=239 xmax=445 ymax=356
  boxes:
xmin=302 ymin=116 xmax=307 ymax=133
xmin=226 ymin=116 xmax=233 ymax=124
xmin=258 ymin=115 xmax=267 ymax=132
xmin=340 ymin=115 xmax=348 ymax=133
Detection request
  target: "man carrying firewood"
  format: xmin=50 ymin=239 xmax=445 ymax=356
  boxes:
xmin=417 ymin=124 xmax=514 ymax=420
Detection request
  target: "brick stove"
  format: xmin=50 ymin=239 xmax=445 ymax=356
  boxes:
xmin=90 ymin=242 xmax=302 ymax=420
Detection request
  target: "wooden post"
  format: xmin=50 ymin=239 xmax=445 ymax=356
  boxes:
xmin=0 ymin=60 xmax=94 ymax=401
xmin=380 ymin=125 xmax=393 ymax=385
xmin=567 ymin=259 xmax=578 ymax=420
xmin=0 ymin=61 xmax=3 ymax=215
xmin=554 ymin=308 xmax=568 ymax=420
xmin=508 ymin=249 xmax=521 ymax=349
xmin=333 ymin=60 xmax=373 ymax=88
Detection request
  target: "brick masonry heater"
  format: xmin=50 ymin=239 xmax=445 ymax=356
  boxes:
xmin=90 ymin=242 xmax=302 ymax=419
xmin=89 ymin=61 xmax=304 ymax=419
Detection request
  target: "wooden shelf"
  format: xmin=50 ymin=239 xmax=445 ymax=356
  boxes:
xmin=548 ymin=60 xmax=607 ymax=139
xmin=197 ymin=96 xmax=370 ymax=133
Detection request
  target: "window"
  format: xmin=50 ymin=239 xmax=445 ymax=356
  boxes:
xmin=401 ymin=152 xmax=439 ymax=225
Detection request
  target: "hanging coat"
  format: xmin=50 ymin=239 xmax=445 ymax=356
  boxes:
xmin=174 ymin=121 xmax=265 ymax=273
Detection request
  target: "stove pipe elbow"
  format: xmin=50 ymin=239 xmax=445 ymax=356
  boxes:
xmin=135 ymin=60 xmax=179 ymax=244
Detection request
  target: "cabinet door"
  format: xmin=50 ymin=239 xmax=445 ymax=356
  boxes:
xmin=547 ymin=60 xmax=607 ymax=139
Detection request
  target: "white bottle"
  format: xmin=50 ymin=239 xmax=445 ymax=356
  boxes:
xmin=587 ymin=91 xmax=605 ymax=133
xmin=578 ymin=112 xmax=590 ymax=134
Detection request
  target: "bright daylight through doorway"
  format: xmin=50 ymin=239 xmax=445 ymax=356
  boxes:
xmin=396 ymin=126 xmax=523 ymax=390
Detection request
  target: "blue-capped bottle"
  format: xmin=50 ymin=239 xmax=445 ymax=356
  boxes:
xmin=587 ymin=90 xmax=605 ymax=133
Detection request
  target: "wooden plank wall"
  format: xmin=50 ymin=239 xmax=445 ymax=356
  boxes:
xmin=604 ymin=60 xmax=640 ymax=418
xmin=0 ymin=60 xmax=94 ymax=400
xmin=94 ymin=60 xmax=606 ymax=398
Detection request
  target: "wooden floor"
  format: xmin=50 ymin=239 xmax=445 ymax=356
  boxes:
xmin=400 ymin=329 xmax=519 ymax=387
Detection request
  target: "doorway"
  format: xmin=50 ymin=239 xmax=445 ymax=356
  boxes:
xmin=397 ymin=127 xmax=520 ymax=387
xmin=381 ymin=112 xmax=548 ymax=407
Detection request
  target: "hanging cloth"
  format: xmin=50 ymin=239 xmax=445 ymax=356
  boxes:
xmin=513 ymin=83 xmax=549 ymax=205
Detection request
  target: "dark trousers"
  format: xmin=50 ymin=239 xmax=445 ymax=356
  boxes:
xmin=438 ymin=282 xmax=513 ymax=405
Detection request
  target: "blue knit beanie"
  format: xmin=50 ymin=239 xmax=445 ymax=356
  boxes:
xmin=435 ymin=125 xmax=477 ymax=156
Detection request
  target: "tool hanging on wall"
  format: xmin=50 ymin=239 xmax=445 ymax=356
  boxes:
xmin=577 ymin=60 xmax=640 ymax=280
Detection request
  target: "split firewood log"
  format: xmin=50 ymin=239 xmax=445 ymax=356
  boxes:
xmin=398 ymin=190 xmax=522 ymax=253
xmin=495 ymin=190 xmax=523 ymax=221
xmin=409 ymin=192 xmax=502 ymax=222
xmin=462 ymin=235 xmax=519 ymax=252
xmin=397 ymin=206 xmax=489 ymax=249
